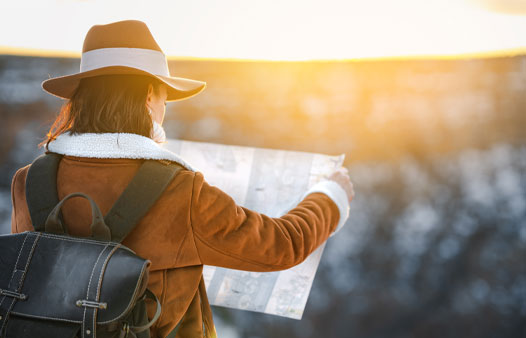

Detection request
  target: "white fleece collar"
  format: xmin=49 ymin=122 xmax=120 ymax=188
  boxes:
xmin=47 ymin=132 xmax=197 ymax=172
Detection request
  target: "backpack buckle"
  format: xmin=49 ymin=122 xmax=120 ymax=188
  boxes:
xmin=122 ymin=321 xmax=130 ymax=334
xmin=0 ymin=288 xmax=27 ymax=300
xmin=76 ymin=299 xmax=108 ymax=309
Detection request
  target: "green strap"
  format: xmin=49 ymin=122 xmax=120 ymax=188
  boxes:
xmin=129 ymin=289 xmax=163 ymax=334
xmin=104 ymin=160 xmax=183 ymax=243
xmin=25 ymin=153 xmax=63 ymax=232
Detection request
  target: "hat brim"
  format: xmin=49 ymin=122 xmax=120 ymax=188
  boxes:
xmin=41 ymin=66 xmax=206 ymax=102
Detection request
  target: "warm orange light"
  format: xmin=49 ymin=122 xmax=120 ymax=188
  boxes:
xmin=0 ymin=46 xmax=80 ymax=59
xmin=0 ymin=0 xmax=525 ymax=61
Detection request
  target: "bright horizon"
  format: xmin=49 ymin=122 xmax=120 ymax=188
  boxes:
xmin=1 ymin=0 xmax=526 ymax=61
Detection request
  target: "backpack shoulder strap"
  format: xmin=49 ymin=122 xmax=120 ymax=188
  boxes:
xmin=26 ymin=153 xmax=183 ymax=241
xmin=104 ymin=160 xmax=184 ymax=243
xmin=25 ymin=152 xmax=64 ymax=232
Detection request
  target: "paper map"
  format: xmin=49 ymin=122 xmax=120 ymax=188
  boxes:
xmin=164 ymin=139 xmax=344 ymax=319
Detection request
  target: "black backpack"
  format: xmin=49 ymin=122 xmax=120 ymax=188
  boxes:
xmin=0 ymin=153 xmax=183 ymax=338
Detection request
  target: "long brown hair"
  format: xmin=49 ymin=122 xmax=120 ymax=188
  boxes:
xmin=41 ymin=74 xmax=162 ymax=149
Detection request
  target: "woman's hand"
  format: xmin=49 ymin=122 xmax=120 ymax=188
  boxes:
xmin=328 ymin=167 xmax=355 ymax=204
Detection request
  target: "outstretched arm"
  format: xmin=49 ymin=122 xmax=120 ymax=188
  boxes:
xmin=189 ymin=171 xmax=350 ymax=272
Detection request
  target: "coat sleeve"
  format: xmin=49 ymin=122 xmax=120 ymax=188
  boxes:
xmin=189 ymin=171 xmax=348 ymax=272
xmin=10 ymin=165 xmax=34 ymax=234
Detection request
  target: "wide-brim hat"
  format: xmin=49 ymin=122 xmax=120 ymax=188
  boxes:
xmin=42 ymin=20 xmax=206 ymax=102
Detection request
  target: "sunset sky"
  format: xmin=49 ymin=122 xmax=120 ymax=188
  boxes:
xmin=1 ymin=0 xmax=525 ymax=60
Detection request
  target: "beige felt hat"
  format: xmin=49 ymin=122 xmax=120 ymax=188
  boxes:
xmin=41 ymin=20 xmax=206 ymax=102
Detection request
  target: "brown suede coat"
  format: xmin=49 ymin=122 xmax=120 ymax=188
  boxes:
xmin=10 ymin=155 xmax=340 ymax=338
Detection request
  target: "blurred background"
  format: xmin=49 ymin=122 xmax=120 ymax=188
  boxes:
xmin=0 ymin=0 xmax=525 ymax=337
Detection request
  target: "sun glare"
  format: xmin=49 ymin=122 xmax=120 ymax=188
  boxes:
xmin=0 ymin=0 xmax=525 ymax=61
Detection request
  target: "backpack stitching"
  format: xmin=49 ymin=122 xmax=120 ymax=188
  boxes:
xmin=16 ymin=233 xmax=40 ymax=291
xmin=0 ymin=234 xmax=29 ymax=309
xmin=97 ymin=262 xmax=148 ymax=324
xmin=93 ymin=244 xmax=120 ymax=336
xmin=0 ymin=233 xmax=39 ymax=333
xmin=83 ymin=244 xmax=110 ymax=338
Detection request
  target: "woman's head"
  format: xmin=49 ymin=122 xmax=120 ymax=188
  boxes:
xmin=42 ymin=74 xmax=167 ymax=148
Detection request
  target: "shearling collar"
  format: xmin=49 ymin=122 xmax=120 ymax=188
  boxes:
xmin=47 ymin=132 xmax=197 ymax=172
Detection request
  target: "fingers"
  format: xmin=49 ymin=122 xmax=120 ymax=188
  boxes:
xmin=336 ymin=167 xmax=349 ymax=177
xmin=326 ymin=166 xmax=355 ymax=204
xmin=329 ymin=167 xmax=350 ymax=181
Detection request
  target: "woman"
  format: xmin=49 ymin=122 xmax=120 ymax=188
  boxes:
xmin=10 ymin=20 xmax=354 ymax=337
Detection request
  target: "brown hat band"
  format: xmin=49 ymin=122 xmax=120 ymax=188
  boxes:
xmin=80 ymin=47 xmax=170 ymax=76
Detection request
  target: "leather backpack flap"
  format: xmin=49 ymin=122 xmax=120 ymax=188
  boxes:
xmin=0 ymin=232 xmax=80 ymax=338
xmin=3 ymin=232 xmax=150 ymax=324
